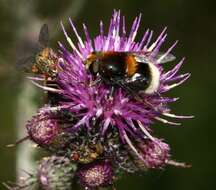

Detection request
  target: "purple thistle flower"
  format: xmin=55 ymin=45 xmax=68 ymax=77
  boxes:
xmin=35 ymin=10 xmax=192 ymax=164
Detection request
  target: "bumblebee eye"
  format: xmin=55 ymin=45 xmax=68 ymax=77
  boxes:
xmin=92 ymin=62 xmax=99 ymax=73
xmin=89 ymin=61 xmax=99 ymax=75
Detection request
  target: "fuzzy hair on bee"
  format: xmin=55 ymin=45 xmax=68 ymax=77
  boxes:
xmin=84 ymin=51 xmax=175 ymax=96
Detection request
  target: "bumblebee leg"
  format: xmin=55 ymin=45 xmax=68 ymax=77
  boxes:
xmin=115 ymin=80 xmax=143 ymax=101
xmin=108 ymin=86 xmax=116 ymax=100
xmin=89 ymin=78 xmax=102 ymax=87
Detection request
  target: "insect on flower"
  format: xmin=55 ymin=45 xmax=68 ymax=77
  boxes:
xmin=4 ymin=10 xmax=194 ymax=190
xmin=55 ymin=10 xmax=193 ymax=167
xmin=17 ymin=24 xmax=59 ymax=80
xmin=85 ymin=51 xmax=175 ymax=97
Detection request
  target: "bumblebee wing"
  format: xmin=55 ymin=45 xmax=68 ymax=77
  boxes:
xmin=38 ymin=24 xmax=49 ymax=47
xmin=155 ymin=52 xmax=176 ymax=63
xmin=132 ymin=52 xmax=175 ymax=63
xmin=132 ymin=53 xmax=150 ymax=63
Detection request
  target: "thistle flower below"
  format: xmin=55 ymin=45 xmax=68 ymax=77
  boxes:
xmin=77 ymin=161 xmax=114 ymax=189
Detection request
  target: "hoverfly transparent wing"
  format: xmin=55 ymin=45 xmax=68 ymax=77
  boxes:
xmin=15 ymin=41 xmax=41 ymax=72
xmin=38 ymin=24 xmax=49 ymax=47
xmin=16 ymin=24 xmax=49 ymax=72
xmin=16 ymin=55 xmax=35 ymax=72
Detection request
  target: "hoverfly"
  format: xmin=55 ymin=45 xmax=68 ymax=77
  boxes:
xmin=17 ymin=24 xmax=58 ymax=79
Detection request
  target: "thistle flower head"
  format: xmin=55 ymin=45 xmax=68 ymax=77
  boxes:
xmin=26 ymin=108 xmax=60 ymax=145
xmin=77 ymin=161 xmax=113 ymax=189
xmin=54 ymin=10 xmax=192 ymax=160
xmin=26 ymin=107 xmax=72 ymax=150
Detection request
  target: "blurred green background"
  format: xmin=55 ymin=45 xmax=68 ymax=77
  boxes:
xmin=0 ymin=0 xmax=215 ymax=189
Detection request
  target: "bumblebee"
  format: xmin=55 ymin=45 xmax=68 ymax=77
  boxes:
xmin=17 ymin=24 xmax=58 ymax=79
xmin=85 ymin=51 xmax=175 ymax=95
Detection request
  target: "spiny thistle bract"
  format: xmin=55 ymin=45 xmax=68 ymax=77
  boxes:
xmin=7 ymin=10 xmax=193 ymax=190
xmin=37 ymin=156 xmax=77 ymax=190
xmin=4 ymin=156 xmax=77 ymax=190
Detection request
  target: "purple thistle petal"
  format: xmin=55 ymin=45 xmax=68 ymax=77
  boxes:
xmin=150 ymin=32 xmax=167 ymax=57
xmin=169 ymin=73 xmax=190 ymax=82
xmin=162 ymin=112 xmax=194 ymax=119
xmin=122 ymin=15 xmax=126 ymax=37
xmin=162 ymin=57 xmax=185 ymax=80
xmin=83 ymin=23 xmax=94 ymax=53
xmin=143 ymin=30 xmax=153 ymax=51
xmin=162 ymin=73 xmax=191 ymax=92
xmin=69 ymin=18 xmax=85 ymax=48
xmin=138 ymin=29 xmax=150 ymax=50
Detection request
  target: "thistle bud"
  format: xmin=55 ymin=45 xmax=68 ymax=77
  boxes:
xmin=138 ymin=138 xmax=170 ymax=169
xmin=37 ymin=156 xmax=76 ymax=190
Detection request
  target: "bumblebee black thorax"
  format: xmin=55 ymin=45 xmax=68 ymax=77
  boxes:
xmin=86 ymin=51 xmax=157 ymax=93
